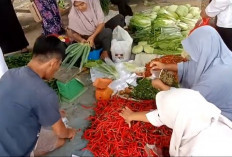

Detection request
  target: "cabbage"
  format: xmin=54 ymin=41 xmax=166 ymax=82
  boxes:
xmin=176 ymin=5 xmax=189 ymax=17
xmin=177 ymin=22 xmax=189 ymax=31
xmin=132 ymin=45 xmax=143 ymax=54
xmin=153 ymin=18 xmax=177 ymax=29
xmin=157 ymin=9 xmax=179 ymax=21
xmin=144 ymin=45 xmax=154 ymax=54
xmin=138 ymin=41 xmax=148 ymax=46
xmin=181 ymin=30 xmax=189 ymax=37
xmin=186 ymin=13 xmax=193 ymax=19
xmin=167 ymin=5 xmax=178 ymax=12
xmin=189 ymin=7 xmax=200 ymax=17
xmin=153 ymin=6 xmax=161 ymax=12
xmin=185 ymin=4 xmax=191 ymax=8
xmin=129 ymin=14 xmax=152 ymax=31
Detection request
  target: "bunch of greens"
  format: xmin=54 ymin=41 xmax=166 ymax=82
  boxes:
xmin=130 ymin=78 xmax=159 ymax=100
xmin=5 ymin=53 xmax=32 ymax=69
xmin=85 ymin=60 xmax=119 ymax=80
xmin=129 ymin=4 xmax=201 ymax=55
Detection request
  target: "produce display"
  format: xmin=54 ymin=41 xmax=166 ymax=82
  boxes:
xmin=85 ymin=60 xmax=119 ymax=79
xmin=63 ymin=43 xmax=91 ymax=71
xmin=83 ymin=96 xmax=172 ymax=156
xmin=130 ymin=4 xmax=201 ymax=55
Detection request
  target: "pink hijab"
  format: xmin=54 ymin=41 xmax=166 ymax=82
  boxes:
xmin=68 ymin=0 xmax=105 ymax=36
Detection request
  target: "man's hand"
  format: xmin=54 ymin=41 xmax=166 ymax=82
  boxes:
xmin=67 ymin=128 xmax=77 ymax=140
xmin=119 ymin=107 xmax=134 ymax=128
xmin=87 ymin=36 xmax=95 ymax=47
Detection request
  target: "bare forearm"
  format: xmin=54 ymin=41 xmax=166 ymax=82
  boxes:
xmin=72 ymin=32 xmax=84 ymax=42
xmin=91 ymin=23 xmax=105 ymax=38
xmin=130 ymin=111 xmax=150 ymax=123
xmin=164 ymin=64 xmax=178 ymax=72
xmin=201 ymin=9 xmax=210 ymax=18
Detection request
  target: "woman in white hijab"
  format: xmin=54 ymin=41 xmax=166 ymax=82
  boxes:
xmin=120 ymin=88 xmax=232 ymax=156
xmin=0 ymin=47 xmax=8 ymax=78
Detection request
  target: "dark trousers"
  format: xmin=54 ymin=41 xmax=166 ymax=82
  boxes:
xmin=217 ymin=26 xmax=232 ymax=51
xmin=94 ymin=14 xmax=125 ymax=53
xmin=110 ymin=0 xmax=133 ymax=17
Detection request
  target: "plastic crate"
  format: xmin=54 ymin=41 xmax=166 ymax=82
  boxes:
xmin=56 ymin=78 xmax=85 ymax=100
xmin=88 ymin=48 xmax=103 ymax=60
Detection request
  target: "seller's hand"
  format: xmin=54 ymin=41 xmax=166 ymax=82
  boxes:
xmin=152 ymin=78 xmax=170 ymax=91
xmin=80 ymin=38 xmax=87 ymax=43
xmin=150 ymin=61 xmax=165 ymax=71
xmin=68 ymin=128 xmax=77 ymax=140
xmin=119 ymin=107 xmax=134 ymax=128
xmin=152 ymin=79 xmax=164 ymax=90
xmin=87 ymin=36 xmax=95 ymax=47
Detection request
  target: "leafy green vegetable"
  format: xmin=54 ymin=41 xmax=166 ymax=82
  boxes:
xmin=144 ymin=45 xmax=154 ymax=54
xmin=5 ymin=53 xmax=32 ymax=69
xmin=153 ymin=6 xmax=161 ymax=12
xmin=132 ymin=45 xmax=143 ymax=54
xmin=129 ymin=14 xmax=152 ymax=32
xmin=185 ymin=13 xmax=193 ymax=19
xmin=177 ymin=22 xmax=189 ymax=31
xmin=85 ymin=60 xmax=119 ymax=79
xmin=189 ymin=7 xmax=200 ymax=17
xmin=130 ymin=78 xmax=159 ymax=100
xmin=138 ymin=41 xmax=148 ymax=46
xmin=176 ymin=5 xmax=189 ymax=17
xmin=152 ymin=18 xmax=177 ymax=29
xmin=167 ymin=5 xmax=178 ymax=12
xmin=157 ymin=9 xmax=179 ymax=21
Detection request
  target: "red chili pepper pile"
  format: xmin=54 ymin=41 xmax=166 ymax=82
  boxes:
xmin=83 ymin=96 xmax=172 ymax=156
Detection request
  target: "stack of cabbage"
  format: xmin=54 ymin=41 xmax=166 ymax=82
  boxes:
xmin=130 ymin=4 xmax=201 ymax=55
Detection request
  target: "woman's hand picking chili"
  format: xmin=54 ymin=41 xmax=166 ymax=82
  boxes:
xmin=119 ymin=106 xmax=134 ymax=128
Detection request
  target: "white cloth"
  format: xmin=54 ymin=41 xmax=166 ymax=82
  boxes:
xmin=0 ymin=48 xmax=8 ymax=78
xmin=146 ymin=88 xmax=232 ymax=156
xmin=205 ymin=0 xmax=232 ymax=28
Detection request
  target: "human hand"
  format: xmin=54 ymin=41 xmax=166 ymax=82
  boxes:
xmin=119 ymin=107 xmax=134 ymax=128
xmin=87 ymin=36 xmax=95 ymax=47
xmin=152 ymin=79 xmax=164 ymax=90
xmin=80 ymin=38 xmax=87 ymax=43
xmin=68 ymin=128 xmax=77 ymax=140
xmin=150 ymin=61 xmax=165 ymax=71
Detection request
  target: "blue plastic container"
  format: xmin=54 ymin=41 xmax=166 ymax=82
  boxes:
xmin=88 ymin=48 xmax=103 ymax=60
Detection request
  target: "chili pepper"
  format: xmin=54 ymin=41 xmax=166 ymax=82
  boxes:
xmin=83 ymin=96 xmax=172 ymax=157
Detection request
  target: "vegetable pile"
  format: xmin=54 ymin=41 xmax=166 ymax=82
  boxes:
xmin=83 ymin=96 xmax=172 ymax=156
xmin=130 ymin=4 xmax=201 ymax=55
xmin=85 ymin=60 xmax=119 ymax=79
xmin=63 ymin=43 xmax=91 ymax=71
xmin=131 ymin=78 xmax=159 ymax=100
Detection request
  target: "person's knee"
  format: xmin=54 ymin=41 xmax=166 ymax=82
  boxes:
xmin=103 ymin=28 xmax=112 ymax=39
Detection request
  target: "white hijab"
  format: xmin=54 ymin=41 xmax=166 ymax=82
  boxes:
xmin=156 ymin=88 xmax=232 ymax=156
xmin=0 ymin=48 xmax=8 ymax=78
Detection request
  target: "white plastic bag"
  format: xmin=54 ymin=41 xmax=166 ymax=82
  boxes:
xmin=111 ymin=26 xmax=133 ymax=63
xmin=0 ymin=48 xmax=8 ymax=78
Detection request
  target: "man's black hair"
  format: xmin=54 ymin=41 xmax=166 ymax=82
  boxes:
xmin=33 ymin=35 xmax=66 ymax=62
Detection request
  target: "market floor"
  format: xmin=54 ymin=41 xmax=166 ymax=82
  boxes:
xmin=13 ymin=0 xmax=202 ymax=156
